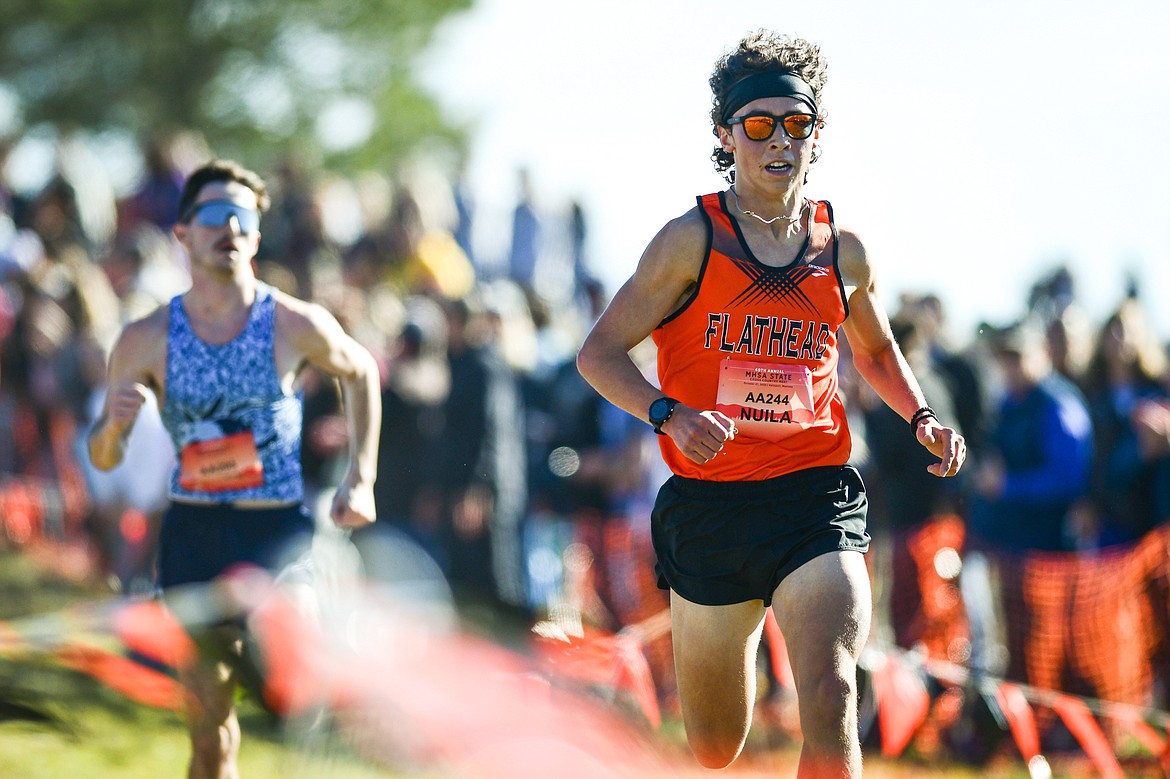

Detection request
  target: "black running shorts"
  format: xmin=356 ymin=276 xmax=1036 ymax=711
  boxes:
xmin=157 ymin=501 xmax=314 ymax=590
xmin=650 ymin=464 xmax=870 ymax=606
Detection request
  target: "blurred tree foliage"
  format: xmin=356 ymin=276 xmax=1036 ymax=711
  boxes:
xmin=0 ymin=0 xmax=471 ymax=172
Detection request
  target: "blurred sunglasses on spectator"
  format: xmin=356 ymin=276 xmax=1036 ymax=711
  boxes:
xmin=180 ymin=200 xmax=260 ymax=233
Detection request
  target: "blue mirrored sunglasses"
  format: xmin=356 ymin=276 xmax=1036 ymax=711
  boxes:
xmin=181 ymin=200 xmax=260 ymax=233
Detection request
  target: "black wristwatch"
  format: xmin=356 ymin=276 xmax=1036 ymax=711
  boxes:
xmin=648 ymin=396 xmax=680 ymax=435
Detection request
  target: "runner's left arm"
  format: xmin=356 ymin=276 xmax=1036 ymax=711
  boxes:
xmin=838 ymin=229 xmax=965 ymax=477
xmin=282 ymin=298 xmax=382 ymax=528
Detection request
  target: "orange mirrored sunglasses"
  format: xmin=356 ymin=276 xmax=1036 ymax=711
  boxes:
xmin=726 ymin=112 xmax=818 ymax=142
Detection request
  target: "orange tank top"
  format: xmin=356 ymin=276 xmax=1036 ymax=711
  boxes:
xmin=651 ymin=192 xmax=852 ymax=481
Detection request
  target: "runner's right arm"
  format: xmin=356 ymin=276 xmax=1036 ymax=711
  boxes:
xmin=88 ymin=313 xmax=166 ymax=471
xmin=577 ymin=210 xmax=734 ymax=464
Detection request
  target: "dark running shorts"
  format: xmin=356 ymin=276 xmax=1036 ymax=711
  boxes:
xmin=650 ymin=464 xmax=870 ymax=607
xmin=157 ymin=502 xmax=315 ymax=590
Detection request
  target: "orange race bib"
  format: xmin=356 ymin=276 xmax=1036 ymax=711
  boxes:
xmin=715 ymin=359 xmax=816 ymax=441
xmin=179 ymin=431 xmax=264 ymax=492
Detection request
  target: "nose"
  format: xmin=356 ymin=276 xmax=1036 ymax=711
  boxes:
xmin=768 ymin=129 xmax=792 ymax=149
xmin=225 ymin=213 xmax=244 ymax=235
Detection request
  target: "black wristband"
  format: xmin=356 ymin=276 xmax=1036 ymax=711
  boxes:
xmin=910 ymin=406 xmax=938 ymax=431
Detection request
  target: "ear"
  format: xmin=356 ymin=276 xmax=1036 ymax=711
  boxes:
xmin=716 ymin=124 xmax=735 ymax=155
xmin=172 ymin=221 xmax=188 ymax=246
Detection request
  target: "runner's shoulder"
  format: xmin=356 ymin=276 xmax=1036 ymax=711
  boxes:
xmin=641 ymin=205 xmax=708 ymax=277
xmin=117 ymin=304 xmax=169 ymax=348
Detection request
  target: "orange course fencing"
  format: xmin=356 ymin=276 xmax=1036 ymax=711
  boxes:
xmin=5 ymin=468 xmax=1170 ymax=776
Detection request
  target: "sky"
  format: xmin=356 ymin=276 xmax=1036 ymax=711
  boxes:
xmin=417 ymin=0 xmax=1170 ymax=344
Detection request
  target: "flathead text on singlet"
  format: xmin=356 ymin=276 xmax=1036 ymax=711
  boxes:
xmin=704 ymin=312 xmax=832 ymax=359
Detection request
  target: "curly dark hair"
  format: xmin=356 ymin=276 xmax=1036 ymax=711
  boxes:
xmin=177 ymin=159 xmax=271 ymax=222
xmin=709 ymin=30 xmax=829 ymax=177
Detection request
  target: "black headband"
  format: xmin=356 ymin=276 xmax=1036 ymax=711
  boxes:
xmin=720 ymin=71 xmax=818 ymax=123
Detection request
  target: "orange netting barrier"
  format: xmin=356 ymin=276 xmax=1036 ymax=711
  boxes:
xmin=905 ymin=514 xmax=969 ymax=664
xmin=0 ymin=410 xmax=93 ymax=548
xmin=969 ymin=526 xmax=1168 ymax=712
xmin=894 ymin=517 xmax=1170 ymax=714
xmin=0 ymin=471 xmax=100 ymax=583
xmin=869 ymin=520 xmax=1170 ymax=774
xmin=0 ymin=410 xmax=100 ymax=583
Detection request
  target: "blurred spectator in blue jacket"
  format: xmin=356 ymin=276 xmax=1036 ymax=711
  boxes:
xmin=1080 ymin=297 xmax=1170 ymax=546
xmin=968 ymin=319 xmax=1093 ymax=553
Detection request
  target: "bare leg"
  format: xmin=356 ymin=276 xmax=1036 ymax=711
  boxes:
xmin=669 ymin=590 xmax=767 ymax=768
xmin=772 ymin=551 xmax=871 ymax=779
xmin=181 ymin=626 xmax=242 ymax=779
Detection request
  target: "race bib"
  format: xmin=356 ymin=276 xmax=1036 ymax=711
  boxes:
xmin=715 ymin=359 xmax=816 ymax=441
xmin=179 ymin=431 xmax=264 ymax=492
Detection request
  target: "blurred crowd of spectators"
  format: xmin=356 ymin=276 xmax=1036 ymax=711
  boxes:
xmin=854 ymin=269 xmax=1170 ymax=673
xmin=3 ymin=131 xmax=1170 ymax=707
xmin=0 ymin=130 xmax=659 ymax=629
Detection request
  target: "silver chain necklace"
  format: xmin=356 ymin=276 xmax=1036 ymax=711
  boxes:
xmin=730 ymin=187 xmax=808 ymax=226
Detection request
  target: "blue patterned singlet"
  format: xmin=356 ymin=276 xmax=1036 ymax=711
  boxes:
xmin=162 ymin=282 xmax=304 ymax=503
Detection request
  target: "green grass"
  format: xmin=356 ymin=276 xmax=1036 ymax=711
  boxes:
xmin=0 ymin=547 xmax=104 ymax=621
xmin=0 ymin=549 xmax=409 ymax=779
xmin=0 ymin=667 xmax=407 ymax=779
